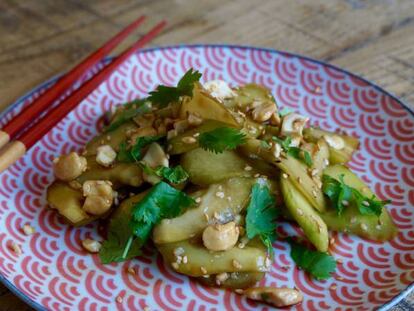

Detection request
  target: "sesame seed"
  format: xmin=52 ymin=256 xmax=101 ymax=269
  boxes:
xmin=341 ymin=200 xmax=349 ymax=206
xmin=330 ymin=284 xmax=337 ymax=290
xmin=193 ymin=132 xmax=200 ymax=137
xmin=232 ymin=259 xmax=242 ymax=269
xmin=336 ymin=276 xmax=344 ymax=281
xmin=282 ymin=173 xmax=288 ymax=179
xmin=234 ymin=289 xmax=244 ymax=294
xmin=323 ymin=159 xmax=330 ymax=167
xmin=11 ymin=242 xmax=22 ymax=255
xmin=171 ymin=262 xmax=179 ymax=270
xmin=182 ymin=256 xmax=188 ymax=264
xmin=200 ymin=266 xmax=208 ymax=274
xmin=174 ymin=247 xmax=185 ymax=256
xmin=312 ymin=190 xmax=318 ymax=198
xmin=329 ymin=237 xmax=335 ymax=245
xmin=215 ymin=191 xmax=225 ymax=198
xmin=375 ymin=224 xmax=382 ymax=230
xmin=238 ymin=242 xmax=246 ymax=249
xmin=254 ymin=173 xmax=260 ymax=178
xmin=216 ymin=272 xmax=229 ymax=285
xmin=244 ymin=165 xmax=253 ymax=171
xmin=116 ymin=296 xmax=123 ymax=303
xmin=360 ymin=223 xmax=368 ymax=231
xmin=336 ymin=259 xmax=343 ymax=264
xmin=22 ymin=224 xmax=35 ymax=236
xmin=182 ymin=136 xmax=197 ymax=144
xmin=350 ymin=217 xmax=357 ymax=224
xmin=362 ymin=201 xmax=370 ymax=207
xmin=311 ymin=169 xmax=318 ymax=177
xmin=297 ymin=208 xmax=304 ymax=216
xmin=127 ymin=267 xmax=136 ymax=275
xmin=195 ymin=197 xmax=202 ymax=203
xmin=227 ymin=196 xmax=232 ymax=202
xmin=204 ymin=213 xmax=209 ymax=221
xmin=297 ymin=177 xmax=302 ymax=184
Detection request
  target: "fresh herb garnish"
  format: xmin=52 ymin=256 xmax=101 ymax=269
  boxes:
xmin=100 ymin=182 xmax=194 ymax=264
xmin=246 ymin=180 xmax=278 ymax=257
xmin=260 ymin=140 xmax=271 ymax=149
xmin=117 ymin=136 xmax=163 ymax=163
xmin=99 ymin=211 xmax=142 ymax=264
xmin=289 ymin=240 xmax=336 ymax=280
xmin=104 ymin=99 xmax=151 ymax=132
xmin=148 ymin=68 xmax=202 ymax=107
xmin=140 ymin=163 xmax=189 ymax=184
xmin=322 ymin=174 xmax=390 ymax=216
xmin=272 ymin=136 xmax=313 ymax=167
xmin=127 ymin=182 xmax=194 ymax=253
xmin=198 ymin=127 xmax=246 ymax=154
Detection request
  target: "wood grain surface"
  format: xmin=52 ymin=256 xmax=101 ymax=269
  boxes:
xmin=0 ymin=0 xmax=413 ymax=310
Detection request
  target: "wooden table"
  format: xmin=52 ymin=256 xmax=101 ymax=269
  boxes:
xmin=0 ymin=1 xmax=412 ymax=310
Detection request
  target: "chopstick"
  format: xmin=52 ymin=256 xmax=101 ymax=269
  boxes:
xmin=0 ymin=15 xmax=147 ymax=150
xmin=0 ymin=20 xmax=166 ymax=173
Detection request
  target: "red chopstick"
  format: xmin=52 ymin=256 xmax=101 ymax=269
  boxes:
xmin=0 ymin=20 xmax=166 ymax=173
xmin=0 ymin=15 xmax=146 ymax=149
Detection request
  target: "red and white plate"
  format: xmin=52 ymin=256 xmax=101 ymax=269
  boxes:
xmin=0 ymin=45 xmax=413 ymax=311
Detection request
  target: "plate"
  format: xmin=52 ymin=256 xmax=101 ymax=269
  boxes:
xmin=0 ymin=45 xmax=413 ymax=311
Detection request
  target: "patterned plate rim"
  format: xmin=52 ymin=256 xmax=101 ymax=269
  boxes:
xmin=0 ymin=44 xmax=412 ymax=311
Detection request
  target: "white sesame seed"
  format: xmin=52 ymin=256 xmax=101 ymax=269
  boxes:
xmin=182 ymin=256 xmax=188 ymax=264
xmin=244 ymin=165 xmax=253 ymax=171
xmin=330 ymin=284 xmax=337 ymax=290
xmin=226 ymin=196 xmax=232 ymax=202
xmin=116 ymin=296 xmax=123 ymax=303
xmin=171 ymin=262 xmax=179 ymax=270
xmin=82 ymin=239 xmax=101 ymax=253
xmin=329 ymin=237 xmax=335 ymax=245
xmin=234 ymin=289 xmax=244 ymax=294
xmin=362 ymin=201 xmax=370 ymax=207
xmin=376 ymin=224 xmax=382 ymax=230
xmin=127 ymin=267 xmax=135 ymax=275
xmin=11 ymin=242 xmax=22 ymax=255
xmin=282 ymin=173 xmax=288 ymax=179
xmin=182 ymin=136 xmax=197 ymax=144
xmin=193 ymin=132 xmax=200 ymax=138
xmin=254 ymin=173 xmax=260 ymax=178
xmin=297 ymin=208 xmax=304 ymax=216
xmin=297 ymin=177 xmax=302 ymax=184
xmin=336 ymin=259 xmax=343 ymax=264
xmin=200 ymin=266 xmax=208 ymax=274
xmin=195 ymin=197 xmax=202 ymax=203
xmin=22 ymin=224 xmax=35 ymax=236
xmin=173 ymin=247 xmax=185 ymax=257
xmin=341 ymin=200 xmax=349 ymax=206
xmin=215 ymin=191 xmax=225 ymax=198
xmin=360 ymin=223 xmax=368 ymax=231
xmin=232 ymin=259 xmax=242 ymax=269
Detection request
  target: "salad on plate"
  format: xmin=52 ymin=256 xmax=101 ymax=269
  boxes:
xmin=46 ymin=69 xmax=396 ymax=308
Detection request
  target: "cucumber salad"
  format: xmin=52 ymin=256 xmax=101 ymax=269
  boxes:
xmin=47 ymin=69 xmax=396 ymax=308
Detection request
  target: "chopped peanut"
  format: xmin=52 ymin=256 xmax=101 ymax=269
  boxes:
xmin=202 ymin=222 xmax=239 ymax=251
xmin=53 ymin=152 xmax=87 ymax=181
xmin=244 ymin=287 xmax=303 ymax=308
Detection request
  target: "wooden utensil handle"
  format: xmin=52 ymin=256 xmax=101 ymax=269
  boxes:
xmin=0 ymin=130 xmax=10 ymax=148
xmin=0 ymin=141 xmax=26 ymax=173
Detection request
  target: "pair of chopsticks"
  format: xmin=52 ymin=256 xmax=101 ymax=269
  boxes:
xmin=0 ymin=16 xmax=166 ymax=173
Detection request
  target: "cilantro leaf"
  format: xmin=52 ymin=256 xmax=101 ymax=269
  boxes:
xmin=139 ymin=163 xmax=189 ymax=184
xmin=117 ymin=135 xmax=163 ymax=163
xmin=198 ymin=127 xmax=246 ymax=154
xmin=322 ymin=174 xmax=390 ymax=216
xmin=246 ymin=181 xmax=278 ymax=256
xmin=148 ymin=69 xmax=202 ymax=107
xmin=130 ymin=181 xmax=195 ymax=239
xmin=99 ymin=213 xmax=142 ymax=264
xmin=289 ymin=240 xmax=336 ymax=280
xmin=154 ymin=165 xmax=189 ymax=184
xmin=272 ymin=136 xmax=313 ymax=167
xmin=303 ymin=150 xmax=313 ymax=167
xmin=101 ymin=182 xmax=195 ymax=264
xmin=104 ymin=99 xmax=151 ymax=132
